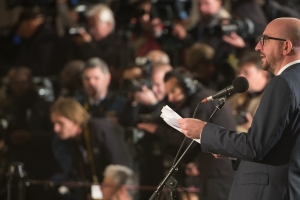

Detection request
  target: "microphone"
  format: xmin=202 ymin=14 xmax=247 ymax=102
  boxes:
xmin=201 ymin=76 xmax=249 ymax=103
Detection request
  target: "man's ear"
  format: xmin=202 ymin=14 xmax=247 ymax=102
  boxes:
xmin=283 ymin=40 xmax=294 ymax=55
xmin=106 ymin=74 xmax=111 ymax=85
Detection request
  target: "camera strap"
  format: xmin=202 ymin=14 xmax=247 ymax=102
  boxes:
xmin=83 ymin=125 xmax=99 ymax=183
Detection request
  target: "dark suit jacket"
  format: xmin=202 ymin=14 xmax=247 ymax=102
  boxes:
xmin=75 ymin=91 xmax=138 ymax=127
xmin=201 ymin=63 xmax=300 ymax=200
xmin=53 ymin=118 xmax=132 ymax=182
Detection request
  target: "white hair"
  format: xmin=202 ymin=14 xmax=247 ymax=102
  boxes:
xmin=104 ymin=165 xmax=138 ymax=198
xmin=86 ymin=4 xmax=115 ymax=30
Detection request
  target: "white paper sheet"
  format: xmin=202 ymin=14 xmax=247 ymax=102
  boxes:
xmin=160 ymin=105 xmax=200 ymax=143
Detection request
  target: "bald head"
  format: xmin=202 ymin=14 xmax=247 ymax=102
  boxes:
xmin=152 ymin=64 xmax=172 ymax=75
xmin=271 ymin=18 xmax=300 ymax=48
xmin=255 ymin=17 xmax=300 ymax=75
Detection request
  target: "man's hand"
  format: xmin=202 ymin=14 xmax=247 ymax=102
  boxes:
xmin=222 ymin=32 xmax=246 ymax=48
xmin=122 ymin=67 xmax=142 ymax=80
xmin=134 ymin=85 xmax=158 ymax=106
xmin=177 ymin=118 xmax=206 ymax=139
xmin=172 ymin=23 xmax=187 ymax=40
xmin=74 ymin=29 xmax=92 ymax=45
xmin=137 ymin=123 xmax=158 ymax=134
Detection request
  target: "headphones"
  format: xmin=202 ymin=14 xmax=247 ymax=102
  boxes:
xmin=165 ymin=68 xmax=197 ymax=97
xmin=181 ymin=76 xmax=197 ymax=96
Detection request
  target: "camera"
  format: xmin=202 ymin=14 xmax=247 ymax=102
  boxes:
xmin=33 ymin=77 xmax=55 ymax=102
xmin=68 ymin=27 xmax=85 ymax=35
xmin=151 ymin=0 xmax=191 ymax=36
xmin=121 ymin=57 xmax=153 ymax=92
xmin=152 ymin=0 xmax=190 ymax=21
xmin=216 ymin=18 xmax=255 ymax=39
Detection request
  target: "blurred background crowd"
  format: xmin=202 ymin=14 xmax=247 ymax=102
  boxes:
xmin=0 ymin=0 xmax=299 ymax=199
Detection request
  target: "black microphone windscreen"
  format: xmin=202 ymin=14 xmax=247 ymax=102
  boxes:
xmin=232 ymin=76 xmax=249 ymax=93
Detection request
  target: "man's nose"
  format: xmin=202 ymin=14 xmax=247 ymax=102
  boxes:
xmin=255 ymin=42 xmax=262 ymax=51
xmin=88 ymin=79 xmax=97 ymax=86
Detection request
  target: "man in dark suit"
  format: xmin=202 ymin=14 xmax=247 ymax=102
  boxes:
xmin=75 ymin=57 xmax=136 ymax=127
xmin=178 ymin=17 xmax=300 ymax=200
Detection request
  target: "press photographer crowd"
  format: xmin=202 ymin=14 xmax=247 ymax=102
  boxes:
xmin=0 ymin=0 xmax=299 ymax=199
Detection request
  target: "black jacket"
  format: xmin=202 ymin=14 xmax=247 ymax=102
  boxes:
xmin=52 ymin=118 xmax=133 ymax=182
xmin=201 ymin=64 xmax=300 ymax=200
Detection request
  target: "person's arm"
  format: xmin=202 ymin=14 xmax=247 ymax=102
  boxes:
xmin=172 ymin=23 xmax=196 ymax=48
xmin=56 ymin=0 xmax=77 ymax=28
xmin=73 ymin=39 xmax=99 ymax=60
xmin=200 ymin=76 xmax=294 ymax=161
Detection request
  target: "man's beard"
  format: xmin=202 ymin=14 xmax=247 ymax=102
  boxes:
xmin=262 ymin=61 xmax=272 ymax=73
xmin=262 ymin=48 xmax=281 ymax=74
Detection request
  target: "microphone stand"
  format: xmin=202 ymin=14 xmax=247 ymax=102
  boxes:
xmin=149 ymin=97 xmax=227 ymax=200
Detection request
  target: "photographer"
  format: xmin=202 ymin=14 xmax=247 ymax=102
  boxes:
xmin=137 ymin=68 xmax=236 ymax=200
xmin=121 ymin=50 xmax=172 ymax=125
xmin=173 ymin=0 xmax=258 ymax=72
xmin=186 ymin=42 xmax=235 ymax=91
xmin=0 ymin=67 xmax=59 ymax=180
xmin=72 ymin=4 xmax=134 ymax=89
xmin=133 ymin=63 xmax=173 ymax=121
xmin=122 ymin=59 xmax=173 ymax=199
xmin=130 ymin=0 xmax=191 ymax=66
xmin=174 ymin=0 xmax=245 ymax=54
xmin=227 ymin=51 xmax=271 ymax=133
xmin=0 ymin=7 xmax=63 ymax=76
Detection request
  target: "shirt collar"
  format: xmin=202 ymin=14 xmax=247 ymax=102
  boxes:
xmin=277 ymin=60 xmax=300 ymax=75
xmin=88 ymin=96 xmax=105 ymax=106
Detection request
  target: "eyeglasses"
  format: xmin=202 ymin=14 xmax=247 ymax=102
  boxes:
xmin=259 ymin=35 xmax=294 ymax=50
xmin=259 ymin=35 xmax=287 ymax=46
